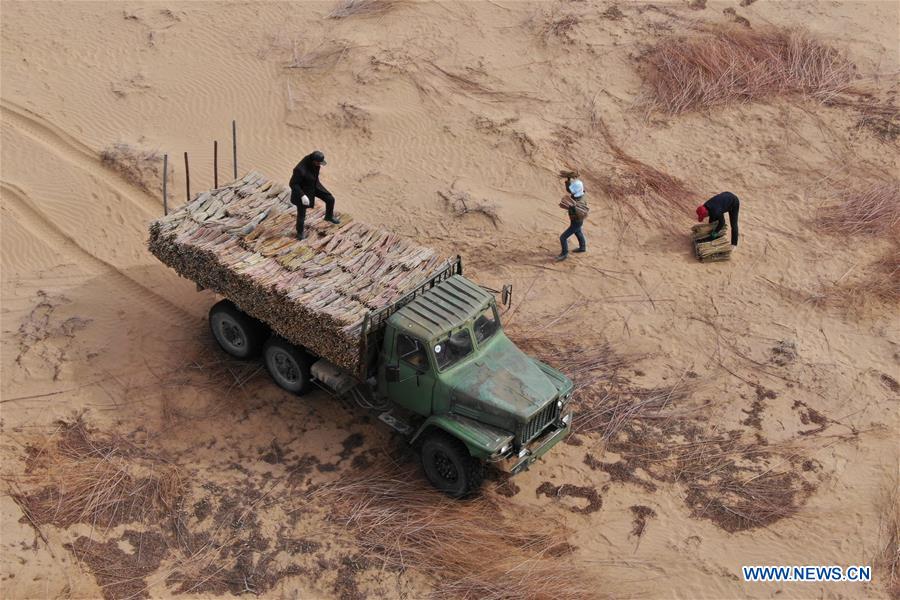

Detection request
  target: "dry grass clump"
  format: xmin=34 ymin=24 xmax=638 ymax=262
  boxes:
xmin=643 ymin=26 xmax=855 ymax=114
xmin=309 ymin=466 xmax=598 ymax=600
xmin=815 ymin=180 xmax=899 ymax=307
xmin=99 ymin=142 xmax=163 ymax=194
xmin=327 ymin=0 xmax=401 ymax=19
xmin=817 ymin=180 xmax=900 ymax=238
xmin=853 ymin=100 xmax=900 ymax=142
xmin=438 ymin=189 xmax=502 ymax=228
xmin=10 ymin=417 xmax=183 ymax=530
xmin=536 ymin=12 xmax=580 ymax=46
xmin=825 ymin=244 xmax=900 ymax=306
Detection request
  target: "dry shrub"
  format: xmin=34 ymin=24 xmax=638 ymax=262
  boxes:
xmin=99 ymin=142 xmax=163 ymax=194
xmin=816 ymin=180 xmax=900 ymax=307
xmin=823 ymin=244 xmax=900 ymax=307
xmin=643 ymin=26 xmax=855 ymax=114
xmin=309 ymin=466 xmax=599 ymax=600
xmin=538 ymin=13 xmax=580 ymax=45
xmin=817 ymin=180 xmax=900 ymax=238
xmin=438 ymin=189 xmax=501 ymax=227
xmin=877 ymin=479 xmax=900 ymax=600
xmin=327 ymin=0 xmax=401 ymax=19
xmin=10 ymin=417 xmax=183 ymax=530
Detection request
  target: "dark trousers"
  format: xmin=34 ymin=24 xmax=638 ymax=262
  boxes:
xmin=727 ymin=199 xmax=739 ymax=246
xmin=295 ymin=197 xmax=335 ymax=236
xmin=560 ymin=221 xmax=586 ymax=254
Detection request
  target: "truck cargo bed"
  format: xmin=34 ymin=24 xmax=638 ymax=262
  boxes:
xmin=148 ymin=171 xmax=454 ymax=375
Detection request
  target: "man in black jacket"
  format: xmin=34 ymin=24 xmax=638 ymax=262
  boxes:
xmin=290 ymin=150 xmax=340 ymax=240
xmin=696 ymin=191 xmax=740 ymax=246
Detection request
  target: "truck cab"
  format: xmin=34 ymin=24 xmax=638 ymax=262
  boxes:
xmin=377 ymin=275 xmax=573 ymax=496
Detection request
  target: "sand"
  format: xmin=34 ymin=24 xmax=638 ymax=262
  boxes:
xmin=1 ymin=1 xmax=898 ymax=598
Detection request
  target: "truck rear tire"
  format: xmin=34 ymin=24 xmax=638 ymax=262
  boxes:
xmin=420 ymin=431 xmax=484 ymax=498
xmin=263 ymin=337 xmax=312 ymax=395
xmin=209 ymin=300 xmax=267 ymax=359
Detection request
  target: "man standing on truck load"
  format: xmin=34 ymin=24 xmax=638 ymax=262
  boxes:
xmin=556 ymin=172 xmax=588 ymax=261
xmin=290 ymin=150 xmax=341 ymax=240
xmin=696 ymin=191 xmax=740 ymax=246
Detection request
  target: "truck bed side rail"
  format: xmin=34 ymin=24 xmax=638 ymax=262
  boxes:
xmin=357 ymin=255 xmax=462 ymax=378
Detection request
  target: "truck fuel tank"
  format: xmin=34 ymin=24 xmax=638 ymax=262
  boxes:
xmin=311 ymin=359 xmax=357 ymax=395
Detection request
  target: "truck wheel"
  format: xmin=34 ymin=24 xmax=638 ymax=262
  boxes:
xmin=420 ymin=431 xmax=484 ymax=498
xmin=209 ymin=300 xmax=266 ymax=359
xmin=263 ymin=337 xmax=312 ymax=395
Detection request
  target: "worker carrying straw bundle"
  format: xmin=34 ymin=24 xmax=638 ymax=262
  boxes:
xmin=556 ymin=171 xmax=589 ymax=262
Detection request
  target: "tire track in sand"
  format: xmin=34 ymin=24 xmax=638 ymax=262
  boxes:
xmin=0 ymin=98 xmax=163 ymax=216
xmin=1 ymin=179 xmax=195 ymax=323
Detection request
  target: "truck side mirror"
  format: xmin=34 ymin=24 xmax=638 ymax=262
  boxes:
xmin=386 ymin=365 xmax=400 ymax=383
xmin=501 ymin=284 xmax=513 ymax=309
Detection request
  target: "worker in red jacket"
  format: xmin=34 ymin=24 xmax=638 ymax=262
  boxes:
xmin=290 ymin=150 xmax=340 ymax=240
xmin=697 ymin=192 xmax=740 ymax=246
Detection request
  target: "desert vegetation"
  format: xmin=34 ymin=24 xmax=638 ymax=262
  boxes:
xmin=642 ymin=26 xmax=855 ymax=114
xmin=309 ymin=466 xmax=599 ymax=600
xmin=816 ymin=179 xmax=900 ymax=306
xmin=99 ymin=142 xmax=164 ymax=194
xmin=327 ymin=0 xmax=403 ymax=20
xmin=9 ymin=417 xmax=183 ymax=531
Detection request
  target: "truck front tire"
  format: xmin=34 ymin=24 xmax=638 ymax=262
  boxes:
xmin=209 ymin=300 xmax=267 ymax=359
xmin=420 ymin=431 xmax=484 ymax=498
xmin=263 ymin=337 xmax=312 ymax=395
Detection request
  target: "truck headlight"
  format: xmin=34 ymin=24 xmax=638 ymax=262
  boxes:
xmin=562 ymin=412 xmax=572 ymax=426
xmin=500 ymin=444 xmax=510 ymax=455
xmin=557 ymin=399 xmax=563 ymax=409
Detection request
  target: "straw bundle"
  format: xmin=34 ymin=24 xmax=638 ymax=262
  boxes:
xmin=149 ymin=172 xmax=452 ymax=374
xmin=692 ymin=223 xmax=732 ymax=261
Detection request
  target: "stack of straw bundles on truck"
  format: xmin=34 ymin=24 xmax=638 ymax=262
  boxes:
xmin=148 ymin=171 xmax=453 ymax=374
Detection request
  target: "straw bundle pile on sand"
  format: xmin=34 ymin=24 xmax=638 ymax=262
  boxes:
xmin=692 ymin=222 xmax=732 ymax=262
xmin=148 ymin=172 xmax=452 ymax=374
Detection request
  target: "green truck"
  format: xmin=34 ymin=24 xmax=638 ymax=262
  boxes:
xmin=210 ymin=258 xmax=573 ymax=497
xmin=149 ymin=172 xmax=572 ymax=497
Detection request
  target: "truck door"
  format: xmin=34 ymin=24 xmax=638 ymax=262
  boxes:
xmin=385 ymin=332 xmax=435 ymax=416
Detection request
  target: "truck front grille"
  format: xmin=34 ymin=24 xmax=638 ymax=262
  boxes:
xmin=518 ymin=400 xmax=560 ymax=446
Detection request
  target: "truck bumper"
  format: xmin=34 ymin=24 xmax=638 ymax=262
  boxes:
xmin=493 ymin=420 xmax=571 ymax=475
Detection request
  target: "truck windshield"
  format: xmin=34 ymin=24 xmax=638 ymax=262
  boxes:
xmin=434 ymin=329 xmax=473 ymax=370
xmin=474 ymin=305 xmax=499 ymax=344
